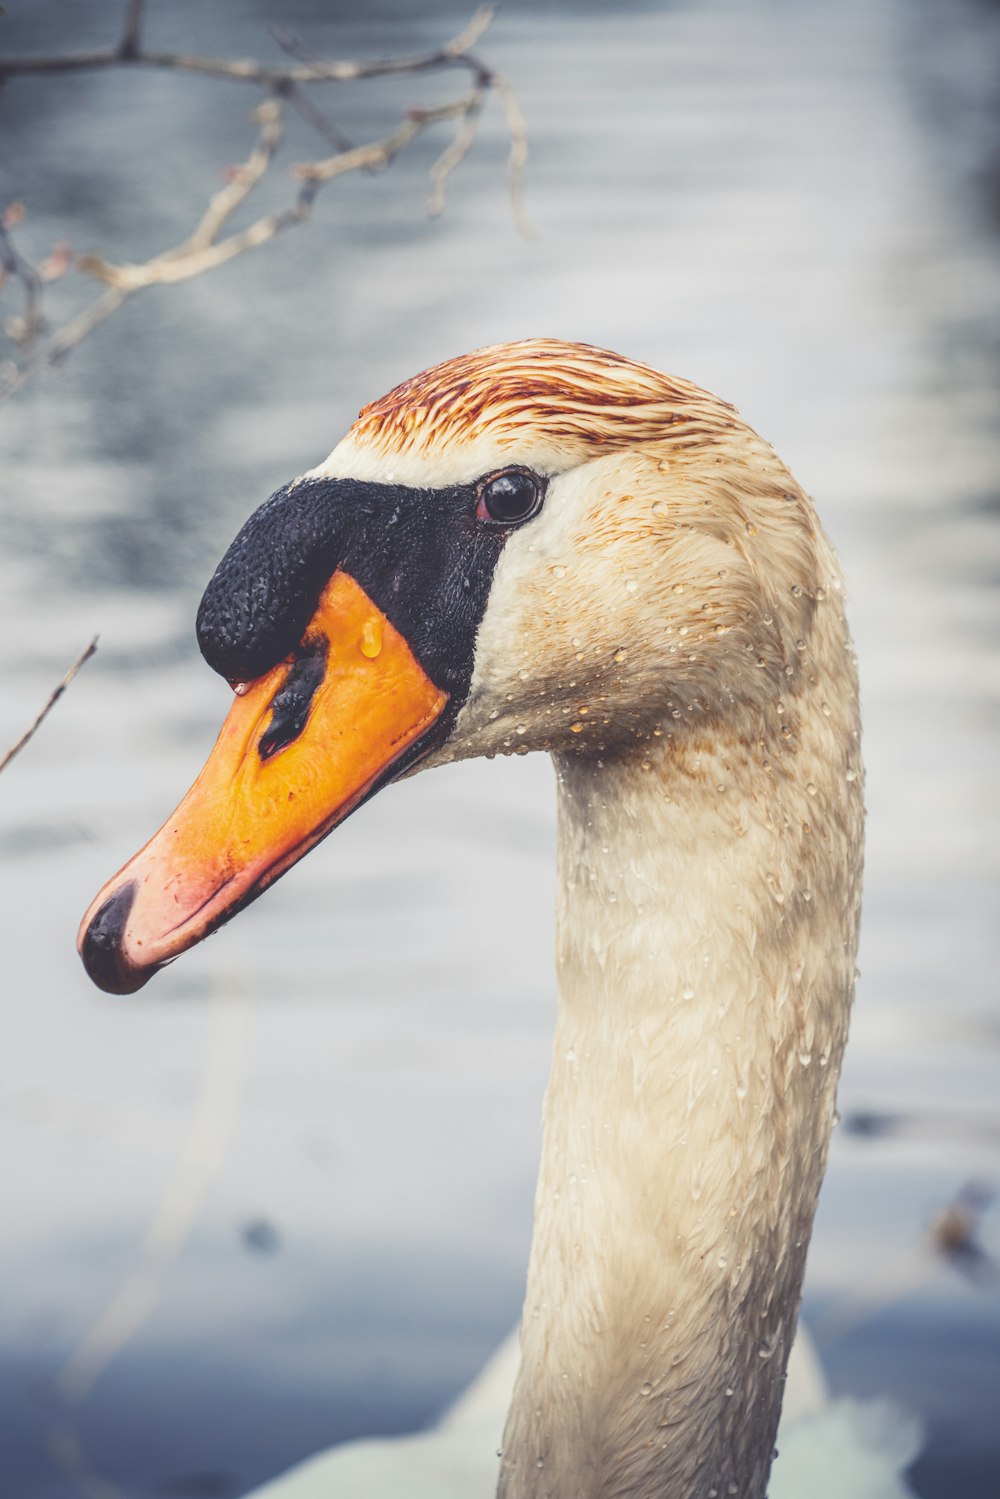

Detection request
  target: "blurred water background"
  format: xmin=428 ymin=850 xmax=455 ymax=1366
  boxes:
xmin=1 ymin=0 xmax=999 ymax=1494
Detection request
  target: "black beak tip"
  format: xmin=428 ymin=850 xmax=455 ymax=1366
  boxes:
xmin=79 ymin=881 xmax=157 ymax=995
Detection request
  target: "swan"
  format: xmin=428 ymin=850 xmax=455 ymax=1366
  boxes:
xmin=78 ymin=339 xmax=918 ymax=1498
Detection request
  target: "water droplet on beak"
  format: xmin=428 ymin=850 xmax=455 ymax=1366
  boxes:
xmin=360 ymin=618 xmax=383 ymax=659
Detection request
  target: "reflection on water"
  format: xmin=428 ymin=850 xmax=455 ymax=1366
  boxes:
xmin=2 ymin=0 xmax=999 ymax=1495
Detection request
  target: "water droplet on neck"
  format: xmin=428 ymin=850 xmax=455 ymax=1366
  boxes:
xmin=625 ymin=579 xmax=639 ymax=594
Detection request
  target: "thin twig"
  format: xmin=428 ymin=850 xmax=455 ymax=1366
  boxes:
xmin=45 ymin=288 xmax=127 ymax=367
xmin=0 ymin=638 xmax=98 ymax=775
xmin=174 ymin=96 xmax=285 ymax=256
xmin=292 ymin=99 xmax=470 ymax=183
xmin=427 ymin=85 xmax=487 ymax=216
xmin=284 ymin=81 xmax=358 ymax=158
xmin=494 ymin=75 xmax=533 ymax=237
xmin=0 ymin=215 xmax=45 ymax=346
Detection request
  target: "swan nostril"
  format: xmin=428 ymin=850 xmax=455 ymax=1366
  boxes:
xmin=79 ymin=881 xmax=154 ymax=995
xmin=258 ymin=637 xmax=328 ymax=763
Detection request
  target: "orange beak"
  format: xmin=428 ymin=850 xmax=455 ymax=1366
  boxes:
xmin=78 ymin=571 xmax=448 ymax=994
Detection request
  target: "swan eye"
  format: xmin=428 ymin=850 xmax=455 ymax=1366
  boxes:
xmin=476 ymin=468 xmax=544 ymax=526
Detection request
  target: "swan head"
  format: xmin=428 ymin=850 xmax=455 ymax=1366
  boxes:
xmin=78 ymin=339 xmax=836 ymax=994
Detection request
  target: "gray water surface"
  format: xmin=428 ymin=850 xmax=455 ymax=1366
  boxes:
xmin=2 ymin=1 xmax=999 ymax=1495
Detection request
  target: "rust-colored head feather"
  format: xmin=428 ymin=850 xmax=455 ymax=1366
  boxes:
xmin=349 ymin=339 xmax=738 ymax=467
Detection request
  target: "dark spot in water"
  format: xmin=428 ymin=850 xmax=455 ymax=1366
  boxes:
xmin=841 ymin=1109 xmax=905 ymax=1139
xmin=258 ymin=639 xmax=327 ymax=762
xmin=240 ymin=1217 xmax=282 ymax=1255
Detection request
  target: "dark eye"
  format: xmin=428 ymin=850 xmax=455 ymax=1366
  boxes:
xmin=476 ymin=467 xmax=544 ymax=526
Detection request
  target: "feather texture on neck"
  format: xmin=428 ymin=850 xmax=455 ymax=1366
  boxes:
xmin=498 ymin=572 xmax=862 ymax=1499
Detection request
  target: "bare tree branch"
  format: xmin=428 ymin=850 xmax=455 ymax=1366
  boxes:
xmin=0 ymin=638 xmax=98 ymax=776
xmin=0 ymin=5 xmax=497 ymax=88
xmin=0 ymin=4 xmax=530 ymax=398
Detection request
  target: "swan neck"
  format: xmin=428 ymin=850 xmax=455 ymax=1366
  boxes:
xmin=500 ymin=698 xmax=862 ymax=1499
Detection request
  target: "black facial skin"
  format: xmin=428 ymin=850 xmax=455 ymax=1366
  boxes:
xmin=196 ymin=472 xmax=546 ymax=716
